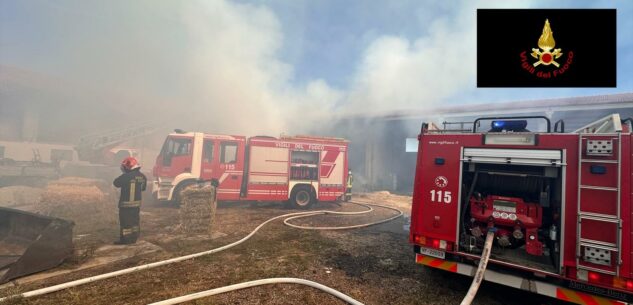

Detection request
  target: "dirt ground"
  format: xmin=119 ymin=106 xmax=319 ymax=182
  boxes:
xmin=0 ymin=186 xmax=571 ymax=305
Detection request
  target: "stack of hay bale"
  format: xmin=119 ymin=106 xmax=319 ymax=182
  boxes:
xmin=0 ymin=185 xmax=44 ymax=210
xmin=38 ymin=177 xmax=117 ymax=236
xmin=40 ymin=177 xmax=107 ymax=206
xmin=179 ymin=183 xmax=217 ymax=235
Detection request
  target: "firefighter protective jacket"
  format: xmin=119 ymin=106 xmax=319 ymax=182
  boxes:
xmin=113 ymin=168 xmax=147 ymax=208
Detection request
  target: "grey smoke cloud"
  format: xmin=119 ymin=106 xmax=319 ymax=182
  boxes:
xmin=2 ymin=0 xmax=582 ymax=141
xmin=2 ymin=0 xmax=319 ymax=137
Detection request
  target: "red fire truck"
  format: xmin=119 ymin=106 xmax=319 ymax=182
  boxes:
xmin=152 ymin=131 xmax=349 ymax=208
xmin=410 ymin=114 xmax=633 ymax=304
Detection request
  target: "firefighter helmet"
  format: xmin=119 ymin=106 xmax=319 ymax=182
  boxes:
xmin=121 ymin=157 xmax=140 ymax=172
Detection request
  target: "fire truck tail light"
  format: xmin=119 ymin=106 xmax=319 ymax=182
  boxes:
xmin=413 ymin=235 xmax=425 ymax=245
xmin=414 ymin=235 xmax=452 ymax=251
xmin=588 ymin=272 xmax=601 ymax=283
xmin=612 ymin=277 xmax=633 ymax=290
xmin=577 ymin=269 xmax=588 ymax=281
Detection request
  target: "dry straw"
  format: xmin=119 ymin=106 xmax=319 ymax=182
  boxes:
xmin=178 ymin=184 xmax=217 ymax=235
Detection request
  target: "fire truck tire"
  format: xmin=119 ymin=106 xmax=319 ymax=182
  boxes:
xmin=290 ymin=187 xmax=314 ymax=209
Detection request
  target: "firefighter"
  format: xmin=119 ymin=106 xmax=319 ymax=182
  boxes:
xmin=113 ymin=157 xmax=147 ymax=245
xmin=345 ymin=168 xmax=353 ymax=201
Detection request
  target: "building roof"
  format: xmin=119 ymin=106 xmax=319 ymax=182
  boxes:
xmin=358 ymin=92 xmax=633 ymax=121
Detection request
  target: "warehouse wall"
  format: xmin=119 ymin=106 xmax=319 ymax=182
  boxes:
xmin=320 ymin=107 xmax=633 ymax=194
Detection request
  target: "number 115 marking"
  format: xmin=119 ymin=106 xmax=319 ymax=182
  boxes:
xmin=430 ymin=189 xmax=452 ymax=204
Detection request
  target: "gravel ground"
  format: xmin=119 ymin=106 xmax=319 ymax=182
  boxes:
xmin=0 ymin=191 xmax=571 ymax=305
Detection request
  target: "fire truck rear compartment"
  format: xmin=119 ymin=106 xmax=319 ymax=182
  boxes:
xmin=459 ymin=160 xmax=563 ymax=274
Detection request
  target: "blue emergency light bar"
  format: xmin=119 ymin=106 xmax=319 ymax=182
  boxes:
xmin=490 ymin=120 xmax=528 ymax=132
xmin=473 ymin=116 xmax=551 ymax=133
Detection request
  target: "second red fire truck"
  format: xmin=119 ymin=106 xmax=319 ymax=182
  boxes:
xmin=152 ymin=131 xmax=349 ymax=208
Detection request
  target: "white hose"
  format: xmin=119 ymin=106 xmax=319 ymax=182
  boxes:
xmin=147 ymin=278 xmax=364 ymax=305
xmin=284 ymin=202 xmax=403 ymax=230
xmin=460 ymin=230 xmax=495 ymax=305
xmin=0 ymin=201 xmax=402 ymax=303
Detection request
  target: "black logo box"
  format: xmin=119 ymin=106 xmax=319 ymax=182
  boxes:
xmin=477 ymin=9 xmax=616 ymax=88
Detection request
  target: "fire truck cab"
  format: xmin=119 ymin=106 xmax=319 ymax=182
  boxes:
xmin=152 ymin=131 xmax=349 ymax=208
xmin=410 ymin=114 xmax=633 ymax=304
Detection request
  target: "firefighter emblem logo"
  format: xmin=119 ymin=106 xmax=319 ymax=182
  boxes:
xmin=520 ymin=18 xmax=574 ymax=79
xmin=434 ymin=176 xmax=448 ymax=188
xmin=531 ymin=19 xmax=563 ymax=67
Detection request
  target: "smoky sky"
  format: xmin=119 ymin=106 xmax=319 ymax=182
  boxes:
xmin=1 ymin=1 xmax=312 ymax=137
xmin=1 ymin=0 xmax=633 ymax=142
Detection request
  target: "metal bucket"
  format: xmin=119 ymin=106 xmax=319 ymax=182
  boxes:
xmin=0 ymin=207 xmax=74 ymax=284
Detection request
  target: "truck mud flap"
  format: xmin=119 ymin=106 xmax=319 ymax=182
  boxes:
xmin=0 ymin=207 xmax=74 ymax=284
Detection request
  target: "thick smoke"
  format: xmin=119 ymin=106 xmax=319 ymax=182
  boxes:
xmin=4 ymin=0 xmax=623 ymax=144
xmin=0 ymin=0 xmax=526 ymax=140
xmin=0 ymin=0 xmax=341 ymax=139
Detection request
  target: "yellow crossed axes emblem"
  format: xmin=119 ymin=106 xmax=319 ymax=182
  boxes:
xmin=531 ymin=19 xmax=563 ymax=67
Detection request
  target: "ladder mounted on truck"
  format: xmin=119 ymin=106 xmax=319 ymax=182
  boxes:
xmin=75 ymin=121 xmax=160 ymax=162
xmin=575 ymin=114 xmax=624 ymax=277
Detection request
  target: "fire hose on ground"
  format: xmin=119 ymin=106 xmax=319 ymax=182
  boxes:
xmin=0 ymin=201 xmax=402 ymax=304
xmin=148 ymin=278 xmax=364 ymax=305
xmin=148 ymin=216 xmax=497 ymax=305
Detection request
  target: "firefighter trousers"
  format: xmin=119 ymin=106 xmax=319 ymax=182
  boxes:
xmin=118 ymin=207 xmax=140 ymax=244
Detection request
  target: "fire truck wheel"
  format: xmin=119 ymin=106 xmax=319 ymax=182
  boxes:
xmin=290 ymin=187 xmax=314 ymax=209
xmin=173 ymin=181 xmax=196 ymax=206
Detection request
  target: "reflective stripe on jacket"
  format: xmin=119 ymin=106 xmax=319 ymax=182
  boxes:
xmin=114 ymin=168 xmax=147 ymax=206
